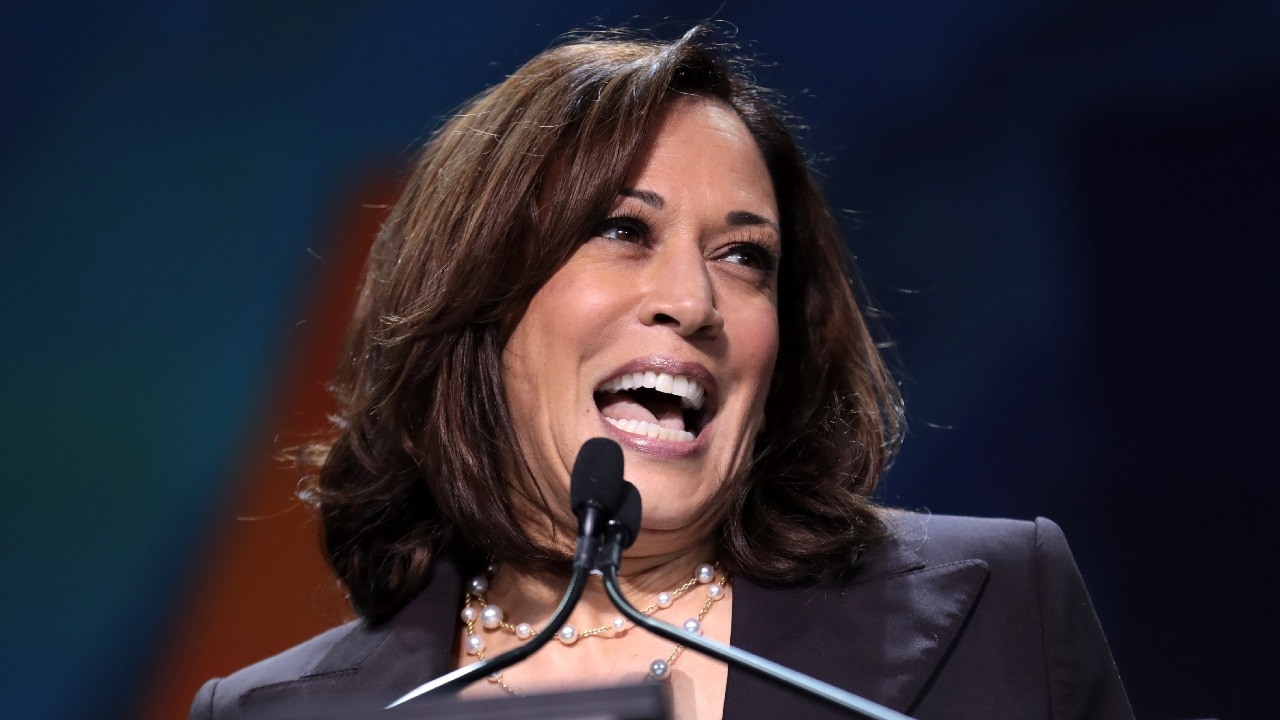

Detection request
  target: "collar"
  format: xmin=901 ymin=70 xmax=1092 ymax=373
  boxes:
xmin=238 ymin=515 xmax=986 ymax=718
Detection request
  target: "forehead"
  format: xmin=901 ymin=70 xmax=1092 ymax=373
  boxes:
xmin=622 ymin=95 xmax=777 ymax=218
xmin=647 ymin=94 xmax=755 ymax=145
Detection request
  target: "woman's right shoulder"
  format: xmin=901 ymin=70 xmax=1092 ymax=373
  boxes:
xmin=190 ymin=555 xmax=466 ymax=719
xmin=188 ymin=620 xmax=362 ymax=720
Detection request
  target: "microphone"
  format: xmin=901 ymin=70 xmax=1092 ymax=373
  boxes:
xmin=591 ymin=481 xmax=640 ymax=576
xmin=387 ymin=438 xmax=628 ymax=709
xmin=610 ymin=482 xmax=642 ymax=550
xmin=570 ymin=438 xmax=628 ymax=571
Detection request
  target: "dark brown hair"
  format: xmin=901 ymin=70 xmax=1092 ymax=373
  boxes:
xmin=304 ymin=25 xmax=905 ymax=622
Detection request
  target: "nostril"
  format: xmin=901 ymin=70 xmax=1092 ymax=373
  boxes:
xmin=653 ymin=312 xmax=679 ymax=325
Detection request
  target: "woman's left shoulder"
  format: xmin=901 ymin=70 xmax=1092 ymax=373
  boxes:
xmin=868 ymin=511 xmax=1134 ymax=719
xmin=880 ymin=510 xmax=1077 ymax=572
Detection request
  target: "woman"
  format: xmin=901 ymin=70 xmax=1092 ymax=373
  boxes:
xmin=191 ymin=26 xmax=1132 ymax=720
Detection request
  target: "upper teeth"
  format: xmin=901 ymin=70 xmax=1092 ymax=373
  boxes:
xmin=597 ymin=371 xmax=706 ymax=410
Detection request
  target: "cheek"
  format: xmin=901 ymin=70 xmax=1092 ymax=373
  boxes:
xmin=535 ymin=271 xmax=630 ymax=356
xmin=502 ymin=268 xmax=622 ymax=413
xmin=500 ymin=331 xmax=541 ymax=430
xmin=738 ymin=309 xmax=780 ymax=403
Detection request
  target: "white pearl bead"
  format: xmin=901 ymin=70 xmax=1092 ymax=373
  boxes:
xmin=480 ymin=604 xmax=503 ymax=629
xmin=557 ymin=624 xmax=578 ymax=644
xmin=460 ymin=604 xmax=478 ymax=623
xmin=612 ymin=616 xmax=627 ymax=634
xmin=465 ymin=634 xmax=484 ymax=655
xmin=683 ymin=618 xmax=702 ymax=635
xmin=486 ymin=562 xmax=499 ymax=576
xmin=707 ymin=583 xmax=724 ymax=600
xmin=515 ymin=622 xmax=533 ymax=640
xmin=649 ymin=659 xmax=670 ymax=680
xmin=657 ymin=592 xmax=672 ymax=608
xmin=696 ymin=563 xmax=716 ymax=584
xmin=468 ymin=576 xmax=489 ymax=594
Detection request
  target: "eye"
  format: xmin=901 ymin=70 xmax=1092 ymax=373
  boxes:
xmin=591 ymin=216 xmax=649 ymax=245
xmin=720 ymin=242 xmax=778 ymax=273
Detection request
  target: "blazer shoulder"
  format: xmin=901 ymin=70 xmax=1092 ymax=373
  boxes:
xmin=190 ymin=557 xmax=466 ymax=719
xmin=189 ymin=620 xmax=362 ymax=720
xmin=884 ymin=510 xmax=1045 ymax=565
xmin=910 ymin=514 xmax=1089 ymax=577
xmin=880 ymin=513 xmax=1093 ymax=600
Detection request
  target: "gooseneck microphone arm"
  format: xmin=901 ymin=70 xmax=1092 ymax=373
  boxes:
xmin=595 ymin=541 xmax=914 ymax=720
xmin=385 ymin=564 xmax=590 ymax=707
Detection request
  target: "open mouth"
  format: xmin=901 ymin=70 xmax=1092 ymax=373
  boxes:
xmin=594 ymin=371 xmax=711 ymax=443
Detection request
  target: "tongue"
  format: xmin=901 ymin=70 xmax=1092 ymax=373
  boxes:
xmin=597 ymin=391 xmax=687 ymax=431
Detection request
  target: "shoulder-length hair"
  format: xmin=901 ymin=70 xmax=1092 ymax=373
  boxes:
xmin=304 ymin=25 xmax=905 ymax=622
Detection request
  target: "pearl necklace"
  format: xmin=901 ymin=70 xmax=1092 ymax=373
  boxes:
xmin=460 ymin=562 xmax=729 ymax=694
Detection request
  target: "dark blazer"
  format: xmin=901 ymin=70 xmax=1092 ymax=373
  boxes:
xmin=190 ymin=514 xmax=1133 ymax=719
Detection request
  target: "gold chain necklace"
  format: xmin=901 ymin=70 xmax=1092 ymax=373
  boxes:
xmin=460 ymin=562 xmax=729 ymax=694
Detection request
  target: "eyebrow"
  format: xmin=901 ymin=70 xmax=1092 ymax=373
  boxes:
xmin=619 ymin=187 xmax=664 ymax=208
xmin=726 ymin=209 xmax=780 ymax=234
xmin=619 ymin=187 xmax=780 ymax=234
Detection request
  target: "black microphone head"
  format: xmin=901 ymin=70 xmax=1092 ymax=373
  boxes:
xmin=612 ymin=482 xmax=642 ymax=549
xmin=570 ymin=438 xmax=626 ymax=516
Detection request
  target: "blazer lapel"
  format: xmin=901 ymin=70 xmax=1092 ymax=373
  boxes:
xmin=724 ymin=538 xmax=988 ymax=718
xmin=238 ymin=558 xmax=464 ymax=717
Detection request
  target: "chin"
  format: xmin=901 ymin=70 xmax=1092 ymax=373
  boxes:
xmin=630 ymin=497 xmax=722 ymax=541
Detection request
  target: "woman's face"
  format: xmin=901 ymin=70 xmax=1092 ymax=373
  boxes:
xmin=502 ymin=95 xmax=779 ymax=552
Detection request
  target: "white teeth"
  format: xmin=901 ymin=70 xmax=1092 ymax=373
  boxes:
xmin=655 ymin=373 xmax=673 ymax=393
xmin=596 ymin=372 xmax=706 ymax=410
xmin=605 ymin=416 xmax=696 ymax=443
xmin=672 ymin=376 xmax=689 ymax=397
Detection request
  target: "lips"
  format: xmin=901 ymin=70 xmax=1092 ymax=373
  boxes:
xmin=593 ymin=363 xmax=716 ymax=444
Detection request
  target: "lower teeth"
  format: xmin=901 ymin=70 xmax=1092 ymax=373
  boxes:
xmin=604 ymin=417 xmax=695 ymax=442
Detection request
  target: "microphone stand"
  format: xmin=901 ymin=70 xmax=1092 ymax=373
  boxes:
xmin=593 ymin=535 xmax=915 ymax=720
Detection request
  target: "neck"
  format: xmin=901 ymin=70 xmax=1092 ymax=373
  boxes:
xmin=485 ymin=539 xmax=718 ymax=632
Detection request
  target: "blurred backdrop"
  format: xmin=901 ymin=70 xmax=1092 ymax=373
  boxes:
xmin=2 ymin=1 xmax=1276 ymax=718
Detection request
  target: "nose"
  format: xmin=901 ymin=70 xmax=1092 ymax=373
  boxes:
xmin=639 ymin=243 xmax=723 ymax=337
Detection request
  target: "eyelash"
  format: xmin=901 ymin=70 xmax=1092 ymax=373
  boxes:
xmin=592 ymin=211 xmax=652 ymax=245
xmin=590 ymin=212 xmax=779 ymax=274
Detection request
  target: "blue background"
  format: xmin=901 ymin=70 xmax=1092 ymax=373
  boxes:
xmin=3 ymin=1 xmax=1276 ymax=718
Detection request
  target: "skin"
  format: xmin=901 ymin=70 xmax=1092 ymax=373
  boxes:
xmin=460 ymin=95 xmax=780 ymax=720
